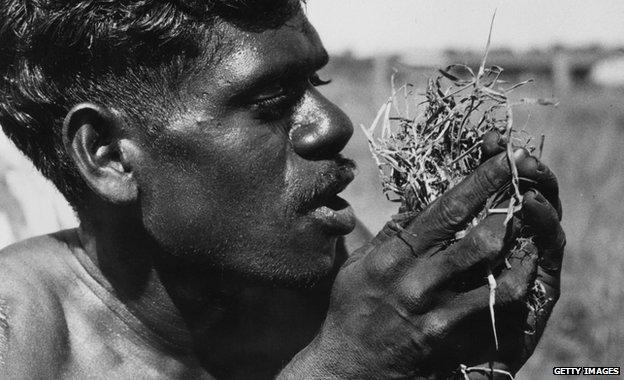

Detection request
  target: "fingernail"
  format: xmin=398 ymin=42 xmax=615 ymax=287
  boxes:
xmin=526 ymin=188 xmax=548 ymax=204
xmin=497 ymin=134 xmax=507 ymax=147
xmin=535 ymin=158 xmax=545 ymax=172
xmin=535 ymin=194 xmax=548 ymax=204
xmin=525 ymin=188 xmax=539 ymax=199
xmin=513 ymin=148 xmax=527 ymax=161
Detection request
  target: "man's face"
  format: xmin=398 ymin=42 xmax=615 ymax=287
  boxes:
xmin=131 ymin=10 xmax=355 ymax=285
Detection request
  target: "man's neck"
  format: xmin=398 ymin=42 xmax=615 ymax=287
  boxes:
xmin=74 ymin=207 xmax=332 ymax=378
xmin=76 ymin=216 xmax=198 ymax=353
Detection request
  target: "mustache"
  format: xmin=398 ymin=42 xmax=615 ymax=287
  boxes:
xmin=295 ymin=156 xmax=357 ymax=212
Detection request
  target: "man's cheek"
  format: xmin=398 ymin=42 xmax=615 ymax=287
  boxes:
xmin=210 ymin=148 xmax=288 ymax=198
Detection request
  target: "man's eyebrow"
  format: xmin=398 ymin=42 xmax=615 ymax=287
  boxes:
xmin=233 ymin=50 xmax=329 ymax=95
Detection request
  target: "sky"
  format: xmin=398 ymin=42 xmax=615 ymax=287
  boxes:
xmin=305 ymin=0 xmax=624 ymax=56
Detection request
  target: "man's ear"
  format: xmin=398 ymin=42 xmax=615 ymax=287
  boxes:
xmin=62 ymin=103 xmax=138 ymax=204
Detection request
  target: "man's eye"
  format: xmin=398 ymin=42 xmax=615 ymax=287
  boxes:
xmin=251 ymin=74 xmax=331 ymax=121
xmin=255 ymin=83 xmax=288 ymax=102
xmin=252 ymin=83 xmax=299 ymax=120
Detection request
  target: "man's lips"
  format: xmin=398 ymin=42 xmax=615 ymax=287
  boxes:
xmin=302 ymin=157 xmax=357 ymax=234
xmin=310 ymin=195 xmax=356 ymax=235
xmin=300 ymin=157 xmax=356 ymax=211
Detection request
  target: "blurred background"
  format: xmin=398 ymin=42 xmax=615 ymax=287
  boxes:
xmin=1 ymin=1 xmax=623 ymax=378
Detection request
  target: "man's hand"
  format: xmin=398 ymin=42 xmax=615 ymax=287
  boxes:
xmin=460 ymin=132 xmax=566 ymax=379
xmin=280 ymin=144 xmax=564 ymax=379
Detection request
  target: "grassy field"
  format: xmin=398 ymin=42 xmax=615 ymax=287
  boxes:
xmin=323 ymin=57 xmax=624 ymax=379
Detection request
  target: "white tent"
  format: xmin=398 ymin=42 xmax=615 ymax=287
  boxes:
xmin=591 ymin=55 xmax=624 ymax=87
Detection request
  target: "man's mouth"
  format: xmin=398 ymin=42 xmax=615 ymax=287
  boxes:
xmin=303 ymin=157 xmax=357 ymax=234
xmin=310 ymin=195 xmax=356 ymax=235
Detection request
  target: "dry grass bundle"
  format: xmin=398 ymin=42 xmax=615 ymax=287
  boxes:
xmin=360 ymin=13 xmax=556 ymax=377
xmin=361 ymin=18 xmax=550 ymax=222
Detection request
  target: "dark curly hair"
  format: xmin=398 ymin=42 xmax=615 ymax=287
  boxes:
xmin=0 ymin=0 xmax=303 ymax=209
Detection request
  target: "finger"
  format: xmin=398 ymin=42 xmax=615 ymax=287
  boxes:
xmin=516 ymin=156 xmax=562 ymax=220
xmin=402 ymin=149 xmax=530 ymax=250
xmin=522 ymin=191 xmax=566 ymax=290
xmin=439 ymin=243 xmax=540 ymax=371
xmin=481 ymin=130 xmax=507 ymax=161
xmin=445 ymin=242 xmax=538 ymax=318
xmin=370 ymin=220 xmax=397 ymax=245
xmin=435 ymin=247 xmax=538 ymax=356
xmin=516 ymin=192 xmax=564 ymax=352
xmin=428 ymin=214 xmax=514 ymax=287
xmin=481 ymin=132 xmax=562 ymax=219
xmin=479 ymin=134 xmax=562 ymax=221
xmin=366 ymin=211 xmax=516 ymax=299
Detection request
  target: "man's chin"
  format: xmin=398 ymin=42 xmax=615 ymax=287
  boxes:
xmin=232 ymin=240 xmax=339 ymax=289
xmin=279 ymin=262 xmax=336 ymax=289
xmin=153 ymin=223 xmax=341 ymax=289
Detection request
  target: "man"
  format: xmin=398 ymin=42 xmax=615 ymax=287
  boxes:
xmin=0 ymin=0 xmax=565 ymax=379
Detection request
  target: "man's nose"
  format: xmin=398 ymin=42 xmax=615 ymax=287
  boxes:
xmin=289 ymin=91 xmax=354 ymax=159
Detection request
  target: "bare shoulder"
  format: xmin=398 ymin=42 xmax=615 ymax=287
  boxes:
xmin=0 ymin=233 xmax=72 ymax=377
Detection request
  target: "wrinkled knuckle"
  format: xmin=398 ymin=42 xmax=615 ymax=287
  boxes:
xmin=457 ymin=229 xmax=501 ymax=268
xmin=422 ymin=311 xmax=450 ymax=340
xmin=449 ymin=238 xmax=480 ymax=270
xmin=363 ymin=251 xmax=405 ymax=283
xmin=463 ymin=235 xmax=484 ymax=265
xmin=472 ymin=228 xmax=503 ymax=259
xmin=443 ymin=250 xmax=463 ymax=273
xmin=396 ymin=281 xmax=429 ymax=312
xmin=477 ymin=163 xmax=506 ymax=194
xmin=498 ymin=277 xmax=528 ymax=304
xmin=465 ymin=233 xmax=482 ymax=254
xmin=437 ymin=195 xmax=469 ymax=227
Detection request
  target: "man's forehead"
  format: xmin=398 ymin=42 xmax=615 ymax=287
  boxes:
xmin=208 ymin=13 xmax=327 ymax=92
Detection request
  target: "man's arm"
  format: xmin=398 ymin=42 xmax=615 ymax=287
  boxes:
xmin=0 ymin=246 xmax=68 ymax=378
